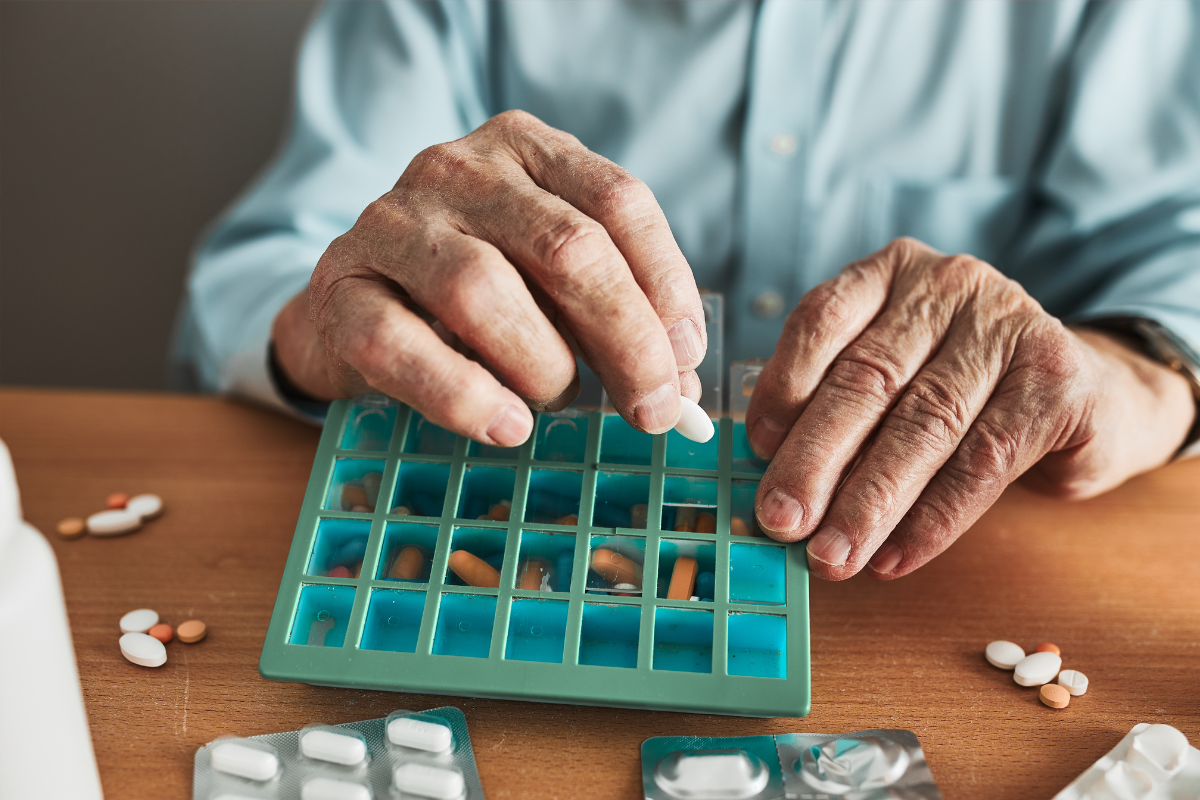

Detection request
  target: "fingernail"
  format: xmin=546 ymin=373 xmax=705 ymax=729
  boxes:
xmin=756 ymin=487 xmax=804 ymax=532
xmin=807 ymin=526 xmax=852 ymax=567
xmin=749 ymin=416 xmax=786 ymax=459
xmin=667 ymin=319 xmax=705 ymax=367
xmin=486 ymin=405 xmax=532 ymax=447
xmin=867 ymin=543 xmax=903 ymax=574
xmin=633 ymin=383 xmax=680 ymax=433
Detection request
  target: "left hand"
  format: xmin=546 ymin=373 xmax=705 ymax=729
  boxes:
xmin=747 ymin=238 xmax=1196 ymax=580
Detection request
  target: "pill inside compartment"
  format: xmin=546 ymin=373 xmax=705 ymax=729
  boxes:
xmin=598 ymin=414 xmax=653 ymax=466
xmin=729 ymin=480 xmax=766 ymax=537
xmin=657 ymin=539 xmax=716 ymax=602
xmin=308 ymin=518 xmax=372 ymax=579
xmin=378 ymin=522 xmax=438 ymax=583
xmin=729 ymin=543 xmax=786 ymax=606
xmin=662 ymin=476 xmax=719 ymax=534
xmin=290 ymin=584 xmax=356 ymax=648
xmin=325 ymin=458 xmax=387 ymax=513
xmin=593 ymin=472 xmax=651 ymax=529
xmin=587 ymin=534 xmax=646 ymax=596
xmin=445 ymin=526 xmax=508 ymax=588
xmin=524 ymin=469 xmax=582 ymax=525
xmin=514 ymin=530 xmax=576 ymax=593
xmin=654 ymin=748 xmax=770 ymax=800
xmin=653 ymin=607 xmax=714 ymax=674
xmin=390 ymin=461 xmax=452 ymax=518
xmin=727 ymin=612 xmax=787 ymax=679
xmin=533 ymin=413 xmax=589 ymax=463
xmin=457 ymin=465 xmax=516 ymax=521
xmin=340 ymin=400 xmax=398 ymax=451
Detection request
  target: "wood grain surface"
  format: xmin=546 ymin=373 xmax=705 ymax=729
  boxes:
xmin=1 ymin=387 xmax=1197 ymax=800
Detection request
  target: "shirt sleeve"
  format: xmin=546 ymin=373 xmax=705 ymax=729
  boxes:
xmin=170 ymin=0 xmax=489 ymax=417
xmin=1009 ymin=0 xmax=1200 ymax=353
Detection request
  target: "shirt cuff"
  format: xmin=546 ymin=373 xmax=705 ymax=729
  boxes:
xmin=220 ymin=340 xmax=327 ymax=426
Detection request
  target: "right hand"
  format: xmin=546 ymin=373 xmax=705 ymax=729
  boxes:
xmin=271 ymin=110 xmax=706 ymax=447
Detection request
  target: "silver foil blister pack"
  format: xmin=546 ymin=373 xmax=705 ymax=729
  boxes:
xmin=642 ymin=728 xmax=941 ymax=800
xmin=192 ymin=706 xmax=483 ymax=800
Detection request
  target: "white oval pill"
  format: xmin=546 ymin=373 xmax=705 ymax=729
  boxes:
xmin=211 ymin=741 xmax=279 ymax=781
xmin=393 ymin=763 xmax=464 ymax=800
xmin=1013 ymin=651 xmax=1062 ymax=686
xmin=126 ymin=493 xmax=164 ymax=520
xmin=119 ymin=608 xmax=159 ymax=634
xmin=985 ymin=640 xmax=1025 ymax=670
xmin=387 ymin=717 xmax=453 ymax=753
xmin=301 ymin=777 xmax=371 ymax=800
xmin=119 ymin=632 xmax=167 ymax=667
xmin=300 ymin=729 xmax=367 ymax=766
xmin=674 ymin=396 xmax=715 ymax=443
xmin=1057 ymin=669 xmax=1089 ymax=696
xmin=87 ymin=508 xmax=142 ymax=536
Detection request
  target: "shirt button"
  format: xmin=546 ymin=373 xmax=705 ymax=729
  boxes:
xmin=752 ymin=290 xmax=785 ymax=319
xmin=769 ymin=133 xmax=797 ymax=156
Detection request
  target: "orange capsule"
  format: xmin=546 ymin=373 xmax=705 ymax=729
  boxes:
xmin=341 ymin=484 xmax=370 ymax=512
xmin=106 ymin=492 xmax=130 ymax=510
xmin=673 ymin=507 xmax=696 ymax=532
xmin=730 ymin=517 xmax=751 ymax=536
xmin=590 ymin=548 xmax=641 ymax=588
xmin=518 ymin=558 xmax=549 ymax=591
xmin=448 ymin=550 xmax=501 ymax=588
xmin=694 ymin=513 xmax=717 ymax=534
xmin=390 ymin=505 xmax=412 ymax=516
xmin=389 ymin=546 xmax=425 ymax=580
xmin=326 ymin=565 xmax=353 ymax=579
xmin=488 ymin=501 xmax=512 ymax=522
xmin=1035 ymin=642 xmax=1061 ymax=656
xmin=555 ymin=514 xmax=579 ymax=526
xmin=56 ymin=517 xmax=87 ymax=539
xmin=148 ymin=623 xmax=174 ymax=643
xmin=667 ymin=557 xmax=698 ymax=600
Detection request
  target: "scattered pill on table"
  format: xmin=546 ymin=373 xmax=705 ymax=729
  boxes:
xmin=106 ymin=492 xmax=130 ymax=509
xmin=394 ymin=763 xmax=465 ymax=800
xmin=389 ymin=546 xmax=425 ymax=580
xmin=1040 ymin=683 xmax=1071 ymax=709
xmin=178 ymin=619 xmax=208 ymax=643
xmin=730 ymin=517 xmax=751 ymax=537
xmin=119 ymin=608 xmax=159 ymax=634
xmin=590 ymin=548 xmax=642 ymax=587
xmin=387 ymin=717 xmax=454 ymax=753
xmin=300 ymin=729 xmax=368 ymax=766
xmin=448 ymin=550 xmax=501 ymax=588
xmin=148 ymin=623 xmax=174 ymax=643
xmin=1035 ymin=642 xmax=1061 ymax=656
xmin=985 ymin=640 xmax=1026 ymax=670
xmin=56 ymin=517 xmax=86 ymax=539
xmin=674 ymin=395 xmax=715 ymax=443
xmin=119 ymin=632 xmax=167 ymax=668
xmin=302 ymin=776 xmax=371 ymax=800
xmin=87 ymin=508 xmax=143 ymax=537
xmin=668 ymin=556 xmax=698 ymax=600
xmin=1014 ymin=651 xmax=1062 ymax=686
xmin=211 ymin=741 xmax=279 ymax=781
xmin=1058 ymin=669 xmax=1089 ymax=696
xmin=125 ymin=493 xmax=163 ymax=520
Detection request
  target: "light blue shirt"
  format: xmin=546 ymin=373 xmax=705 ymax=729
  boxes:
xmin=174 ymin=0 xmax=1200 ymax=413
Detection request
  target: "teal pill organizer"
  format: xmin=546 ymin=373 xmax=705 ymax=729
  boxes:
xmin=260 ymin=397 xmax=810 ymax=718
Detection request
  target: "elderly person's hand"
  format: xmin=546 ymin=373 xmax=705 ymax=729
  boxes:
xmin=271 ymin=110 xmax=706 ymax=446
xmin=748 ymin=238 xmax=1196 ymax=580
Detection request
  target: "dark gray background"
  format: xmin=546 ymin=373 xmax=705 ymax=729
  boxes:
xmin=1 ymin=1 xmax=317 ymax=390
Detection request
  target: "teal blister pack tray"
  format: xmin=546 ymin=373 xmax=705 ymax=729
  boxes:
xmin=260 ymin=398 xmax=810 ymax=717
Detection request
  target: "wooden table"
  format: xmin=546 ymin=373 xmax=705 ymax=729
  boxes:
xmin=2 ymin=387 xmax=1197 ymax=799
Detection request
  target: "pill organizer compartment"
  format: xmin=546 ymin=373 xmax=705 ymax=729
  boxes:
xmin=456 ymin=465 xmax=516 ymax=520
xmin=361 ymin=589 xmax=427 ymax=653
xmin=599 ymin=414 xmax=653 ymax=466
xmin=533 ymin=413 xmax=589 ymax=463
xmin=340 ymin=400 xmax=399 ymax=452
xmin=727 ymin=612 xmax=787 ymax=678
xmin=588 ymin=534 xmax=646 ymax=595
xmin=308 ymin=518 xmax=372 ymax=578
xmin=666 ymin=427 xmax=719 ymax=470
xmin=404 ymin=412 xmax=458 ymax=455
xmin=326 ymin=458 xmax=387 ymax=513
xmin=524 ymin=469 xmax=582 ymax=524
xmin=378 ymin=522 xmax=439 ymax=582
xmin=730 ymin=479 xmax=766 ymax=536
xmin=514 ymin=530 xmax=575 ymax=593
xmin=290 ymin=584 xmax=356 ymax=647
xmin=653 ymin=607 xmax=714 ymax=673
xmin=433 ymin=593 xmax=497 ymax=658
xmin=391 ymin=461 xmax=452 ymax=517
xmin=505 ymin=598 xmax=570 ymax=663
xmin=730 ymin=542 xmax=786 ymax=605
xmin=445 ymin=527 xmax=507 ymax=586
xmin=593 ymin=471 xmax=651 ymax=529
xmin=579 ymin=602 xmax=641 ymax=668
xmin=466 ymin=439 xmax=521 ymax=459
xmin=730 ymin=422 xmax=769 ymax=474
xmin=657 ymin=539 xmax=717 ymax=600
xmin=663 ymin=475 xmax=718 ymax=531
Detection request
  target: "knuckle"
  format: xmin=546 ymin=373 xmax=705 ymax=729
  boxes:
xmin=486 ymin=108 xmax=540 ymax=132
xmin=950 ymin=417 xmax=1023 ymax=487
xmin=592 ymin=174 xmax=655 ymax=220
xmin=406 ymin=142 xmax=472 ymax=185
xmin=536 ymin=217 xmax=613 ymax=283
xmin=824 ymin=342 xmax=907 ymax=409
xmin=889 ymin=374 xmax=974 ymax=450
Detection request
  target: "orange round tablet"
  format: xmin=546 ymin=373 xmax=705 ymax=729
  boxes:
xmin=56 ymin=517 xmax=87 ymax=539
xmin=1040 ymin=683 xmax=1070 ymax=709
xmin=177 ymin=619 xmax=207 ymax=643
xmin=1035 ymin=642 xmax=1061 ymax=656
xmin=106 ymin=492 xmax=130 ymax=510
xmin=148 ymin=623 xmax=174 ymax=643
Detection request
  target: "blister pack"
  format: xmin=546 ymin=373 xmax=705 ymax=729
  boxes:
xmin=192 ymin=706 xmax=483 ymax=800
xmin=642 ymin=728 xmax=941 ymax=800
xmin=1052 ymin=723 xmax=1199 ymax=800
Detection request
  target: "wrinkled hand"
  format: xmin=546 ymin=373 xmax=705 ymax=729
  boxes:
xmin=272 ymin=110 xmax=706 ymax=446
xmin=748 ymin=238 xmax=1195 ymax=580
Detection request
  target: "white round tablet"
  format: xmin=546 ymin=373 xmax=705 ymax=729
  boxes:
xmin=1057 ymin=669 xmax=1089 ymax=696
xmin=87 ymin=508 xmax=142 ymax=536
xmin=126 ymin=493 xmax=164 ymax=520
xmin=119 ymin=632 xmax=167 ymax=668
xmin=119 ymin=608 xmax=160 ymax=634
xmin=1013 ymin=651 xmax=1062 ymax=686
xmin=985 ymin=640 xmax=1026 ymax=670
xmin=673 ymin=396 xmax=715 ymax=443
